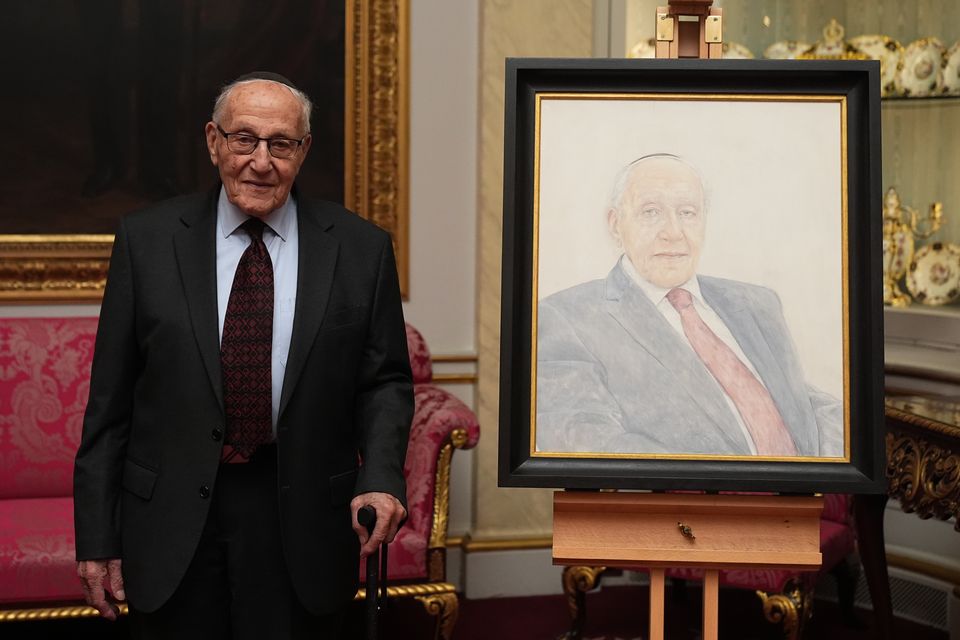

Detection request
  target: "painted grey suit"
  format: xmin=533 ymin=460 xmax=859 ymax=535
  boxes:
xmin=536 ymin=264 xmax=842 ymax=457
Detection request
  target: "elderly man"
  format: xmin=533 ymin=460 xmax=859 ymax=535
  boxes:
xmin=536 ymin=153 xmax=842 ymax=458
xmin=73 ymin=71 xmax=412 ymax=639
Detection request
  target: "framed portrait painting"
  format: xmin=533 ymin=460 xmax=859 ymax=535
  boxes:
xmin=0 ymin=0 xmax=408 ymax=300
xmin=498 ymin=58 xmax=885 ymax=493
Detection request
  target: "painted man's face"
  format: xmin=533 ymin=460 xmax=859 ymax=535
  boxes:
xmin=607 ymin=158 xmax=706 ymax=289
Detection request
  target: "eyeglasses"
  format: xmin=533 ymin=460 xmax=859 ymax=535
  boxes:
xmin=216 ymin=124 xmax=304 ymax=159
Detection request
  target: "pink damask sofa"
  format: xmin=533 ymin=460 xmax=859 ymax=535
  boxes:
xmin=0 ymin=318 xmax=479 ymax=639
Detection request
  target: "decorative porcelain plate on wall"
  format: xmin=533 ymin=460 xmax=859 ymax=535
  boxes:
xmin=896 ymin=37 xmax=946 ymax=97
xmin=849 ymin=35 xmax=903 ymax=96
xmin=943 ymin=41 xmax=960 ymax=96
xmin=722 ymin=41 xmax=754 ymax=59
xmin=763 ymin=40 xmax=811 ymax=60
xmin=628 ymin=38 xmax=656 ymax=59
xmin=907 ymin=242 xmax=960 ymax=305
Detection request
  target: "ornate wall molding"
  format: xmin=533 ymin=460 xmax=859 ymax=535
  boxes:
xmin=0 ymin=236 xmax=113 ymax=302
xmin=345 ymin=0 xmax=410 ymax=297
xmin=0 ymin=1 xmax=409 ymax=302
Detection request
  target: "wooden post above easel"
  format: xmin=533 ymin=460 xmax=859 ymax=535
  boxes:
xmin=655 ymin=0 xmax=723 ymax=59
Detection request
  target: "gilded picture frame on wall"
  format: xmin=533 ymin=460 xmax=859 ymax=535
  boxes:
xmin=0 ymin=0 xmax=408 ymax=301
xmin=498 ymin=58 xmax=885 ymax=493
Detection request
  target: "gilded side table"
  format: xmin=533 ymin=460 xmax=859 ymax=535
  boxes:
xmin=856 ymin=396 xmax=960 ymax=640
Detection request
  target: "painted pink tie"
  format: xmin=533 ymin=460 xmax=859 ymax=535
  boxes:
xmin=666 ymin=288 xmax=797 ymax=456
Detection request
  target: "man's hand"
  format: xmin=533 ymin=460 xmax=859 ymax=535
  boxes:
xmin=77 ymin=558 xmax=125 ymax=620
xmin=350 ymin=492 xmax=406 ymax=558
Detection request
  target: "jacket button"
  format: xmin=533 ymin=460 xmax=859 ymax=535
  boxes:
xmin=212 ymin=428 xmax=223 ymax=442
xmin=199 ymin=485 xmax=210 ymax=499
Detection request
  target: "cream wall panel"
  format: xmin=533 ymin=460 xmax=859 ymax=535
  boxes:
xmin=405 ymin=0 xmax=480 ymax=542
xmin=623 ymin=0 xmax=658 ymax=54
xmin=476 ymin=0 xmax=593 ymax=539
xmin=403 ymin=0 xmax=479 ymax=355
xmin=464 ymin=548 xmax=564 ymax=598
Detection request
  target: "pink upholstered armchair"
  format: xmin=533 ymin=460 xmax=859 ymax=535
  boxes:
xmin=356 ymin=324 xmax=480 ymax=640
xmin=562 ymin=493 xmax=858 ymax=640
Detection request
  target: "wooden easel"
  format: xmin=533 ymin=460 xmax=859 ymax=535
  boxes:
xmin=551 ymin=6 xmax=824 ymax=638
xmin=553 ymin=492 xmax=823 ymax=640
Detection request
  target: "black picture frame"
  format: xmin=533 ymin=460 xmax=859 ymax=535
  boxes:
xmin=498 ymin=58 xmax=885 ymax=494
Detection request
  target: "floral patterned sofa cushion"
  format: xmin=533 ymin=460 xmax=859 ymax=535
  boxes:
xmin=0 ymin=318 xmax=96 ymax=500
xmin=0 ymin=317 xmax=98 ymax=604
xmin=0 ymin=497 xmax=82 ymax=604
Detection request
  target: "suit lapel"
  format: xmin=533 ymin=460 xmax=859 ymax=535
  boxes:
xmin=278 ymin=201 xmax=340 ymax=419
xmin=701 ymin=278 xmax=810 ymax=451
xmin=173 ymin=190 xmax=224 ymax=412
xmin=604 ymin=267 xmax=750 ymax=453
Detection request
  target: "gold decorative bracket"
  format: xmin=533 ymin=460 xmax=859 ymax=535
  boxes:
xmin=656 ymin=12 xmax=675 ymax=41
xmin=705 ymin=14 xmax=722 ymax=43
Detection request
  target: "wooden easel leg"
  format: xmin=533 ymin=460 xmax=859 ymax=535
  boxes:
xmin=703 ymin=570 xmax=719 ymax=640
xmin=649 ymin=568 xmax=665 ymax=640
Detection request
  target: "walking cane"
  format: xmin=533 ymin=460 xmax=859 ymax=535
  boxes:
xmin=358 ymin=505 xmax=388 ymax=640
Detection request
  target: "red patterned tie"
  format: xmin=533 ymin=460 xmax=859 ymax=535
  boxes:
xmin=221 ymin=218 xmax=273 ymax=463
xmin=666 ymin=288 xmax=797 ymax=456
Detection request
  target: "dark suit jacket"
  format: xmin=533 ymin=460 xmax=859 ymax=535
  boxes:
xmin=73 ymin=187 xmax=413 ymax=614
xmin=536 ymin=264 xmax=843 ymax=457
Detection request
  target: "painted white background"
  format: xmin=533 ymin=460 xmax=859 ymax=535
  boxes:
xmin=536 ymin=96 xmax=844 ymax=397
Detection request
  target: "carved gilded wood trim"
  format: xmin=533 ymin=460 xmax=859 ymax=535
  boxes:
xmin=345 ymin=0 xmax=410 ymax=297
xmin=886 ymin=432 xmax=960 ymax=531
xmin=0 ymin=236 xmax=113 ymax=302
xmin=0 ymin=0 xmax=409 ymax=302
xmin=885 ymin=406 xmax=960 ymax=531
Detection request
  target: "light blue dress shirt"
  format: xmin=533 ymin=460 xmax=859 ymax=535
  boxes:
xmin=215 ymin=188 xmax=299 ymax=434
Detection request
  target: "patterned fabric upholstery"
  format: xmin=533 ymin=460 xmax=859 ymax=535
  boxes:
xmin=362 ymin=324 xmax=480 ymax=582
xmin=405 ymin=324 xmax=433 ymax=384
xmin=0 ymin=497 xmax=83 ymax=604
xmin=0 ymin=318 xmax=96 ymax=500
xmin=0 ymin=318 xmax=98 ymax=604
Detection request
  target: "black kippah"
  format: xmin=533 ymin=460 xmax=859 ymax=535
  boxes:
xmin=232 ymin=71 xmax=301 ymax=92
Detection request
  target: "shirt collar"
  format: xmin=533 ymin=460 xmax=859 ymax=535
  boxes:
xmin=217 ymin=186 xmax=295 ymax=241
xmin=619 ymin=254 xmax=704 ymax=306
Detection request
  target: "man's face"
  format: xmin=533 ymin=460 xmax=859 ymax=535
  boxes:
xmin=608 ymin=159 xmax=706 ymax=289
xmin=204 ymin=81 xmax=312 ymax=218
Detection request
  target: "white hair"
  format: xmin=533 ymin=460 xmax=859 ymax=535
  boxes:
xmin=212 ymin=78 xmax=313 ymax=135
xmin=607 ymin=153 xmax=710 ymax=215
